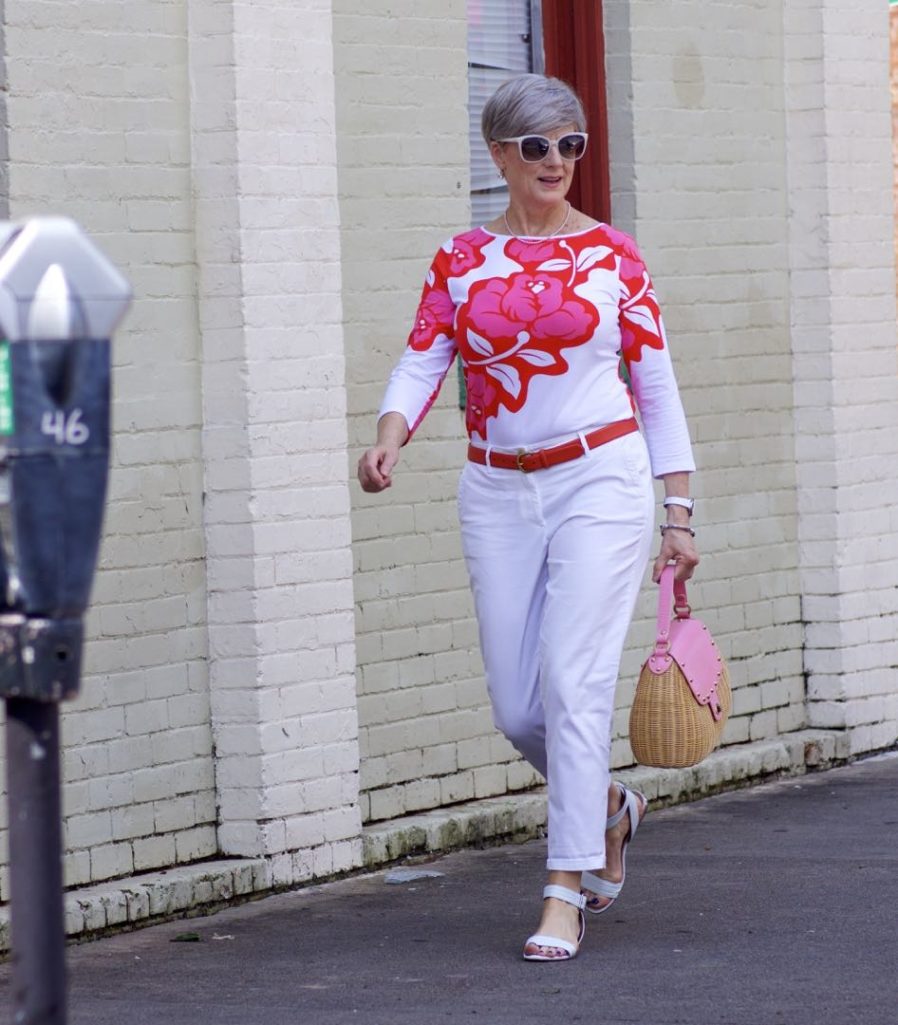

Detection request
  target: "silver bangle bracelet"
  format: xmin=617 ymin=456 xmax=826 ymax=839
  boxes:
xmin=659 ymin=524 xmax=696 ymax=537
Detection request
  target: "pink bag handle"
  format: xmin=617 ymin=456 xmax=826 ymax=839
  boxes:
xmin=653 ymin=564 xmax=690 ymax=655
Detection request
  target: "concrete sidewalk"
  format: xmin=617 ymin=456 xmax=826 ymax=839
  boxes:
xmin=1 ymin=754 xmax=896 ymax=1025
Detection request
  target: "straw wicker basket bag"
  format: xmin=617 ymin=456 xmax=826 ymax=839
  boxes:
xmin=629 ymin=566 xmax=730 ymax=768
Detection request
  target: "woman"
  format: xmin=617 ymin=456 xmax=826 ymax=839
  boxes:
xmin=358 ymin=74 xmax=698 ymax=961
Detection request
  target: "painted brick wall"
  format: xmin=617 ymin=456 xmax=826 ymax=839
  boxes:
xmin=192 ymin=0 xmax=362 ymax=881
xmin=785 ymin=0 xmax=898 ymax=754
xmin=333 ymin=0 xmax=543 ymax=825
xmin=891 ymin=4 xmax=898 ymax=295
xmin=0 ymin=0 xmax=215 ymax=896
xmin=604 ymin=0 xmax=805 ymax=760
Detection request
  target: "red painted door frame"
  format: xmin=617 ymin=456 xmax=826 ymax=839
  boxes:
xmin=541 ymin=0 xmax=611 ymax=223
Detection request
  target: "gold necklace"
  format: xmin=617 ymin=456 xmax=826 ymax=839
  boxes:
xmin=503 ymin=201 xmax=571 ymax=240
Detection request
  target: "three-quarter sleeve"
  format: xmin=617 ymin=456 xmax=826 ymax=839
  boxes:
xmin=618 ymin=241 xmax=696 ymax=478
xmin=378 ymin=252 xmax=458 ymax=441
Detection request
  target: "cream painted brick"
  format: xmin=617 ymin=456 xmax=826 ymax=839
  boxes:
xmin=175 ymin=826 xmax=217 ymax=864
xmin=809 ymin=701 xmax=848 ymax=730
xmin=507 ymin=761 xmax=543 ymax=791
xmin=64 ymin=812 xmax=112 ymax=852
xmin=457 ymin=737 xmax=493 ymax=771
xmin=732 ymin=686 xmax=762 ymax=718
xmin=321 ymin=806 xmax=361 ymax=844
xmin=722 ymin=715 xmax=751 ymax=746
xmin=402 ymin=778 xmax=443 ymax=812
xmin=473 ymin=765 xmax=508 ymax=800
xmin=777 ymin=704 xmax=806 ymax=734
xmin=63 ymin=851 xmax=92 ymax=891
xmin=89 ymin=843 xmax=134 ymax=883
xmin=385 ymin=750 xmax=424 ymax=785
xmin=133 ymin=835 xmax=177 ymax=873
xmin=97 ymin=737 xmax=150 ymax=779
xmin=87 ymin=776 xmax=135 ymax=814
xmin=110 ymin=804 xmax=156 ymax=843
xmin=440 ymin=772 xmax=475 ymax=806
xmin=368 ymin=787 xmax=405 ymax=822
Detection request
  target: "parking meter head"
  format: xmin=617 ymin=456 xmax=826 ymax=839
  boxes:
xmin=0 ymin=217 xmax=130 ymax=703
xmin=0 ymin=217 xmax=131 ymax=342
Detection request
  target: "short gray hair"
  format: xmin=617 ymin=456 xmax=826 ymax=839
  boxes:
xmin=481 ymin=74 xmax=586 ymax=143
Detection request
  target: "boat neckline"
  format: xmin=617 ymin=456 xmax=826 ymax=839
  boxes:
xmin=478 ymin=221 xmax=608 ymax=241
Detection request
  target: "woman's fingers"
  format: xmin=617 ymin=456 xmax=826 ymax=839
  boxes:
xmin=651 ymin=532 xmax=700 ymax=582
xmin=357 ymin=445 xmax=400 ymax=492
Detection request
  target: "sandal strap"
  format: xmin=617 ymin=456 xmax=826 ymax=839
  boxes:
xmin=606 ymin=785 xmax=646 ymax=839
xmin=524 ymin=933 xmax=577 ymax=957
xmin=543 ymin=884 xmax=587 ymax=910
xmin=580 ymin=871 xmax=622 ymax=901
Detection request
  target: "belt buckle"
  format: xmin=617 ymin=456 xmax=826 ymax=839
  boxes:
xmin=515 ymin=449 xmax=531 ymax=472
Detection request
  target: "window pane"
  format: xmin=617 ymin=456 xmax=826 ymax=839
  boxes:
xmin=468 ymin=0 xmax=531 ymax=71
xmin=467 ymin=0 xmax=536 ymax=227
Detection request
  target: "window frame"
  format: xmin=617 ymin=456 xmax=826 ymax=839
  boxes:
xmin=541 ymin=1 xmax=611 ymax=223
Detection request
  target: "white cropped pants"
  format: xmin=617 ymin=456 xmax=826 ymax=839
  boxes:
xmin=458 ymin=429 xmax=654 ymax=871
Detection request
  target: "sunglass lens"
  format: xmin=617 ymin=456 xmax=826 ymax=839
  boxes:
xmin=519 ymin=136 xmax=550 ymax=161
xmin=558 ymin=135 xmax=587 ymax=160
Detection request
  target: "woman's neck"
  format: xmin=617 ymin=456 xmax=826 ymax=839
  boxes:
xmin=504 ymin=201 xmax=571 ymax=238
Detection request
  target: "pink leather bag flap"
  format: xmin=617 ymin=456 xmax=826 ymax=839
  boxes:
xmin=646 ymin=566 xmax=724 ymax=720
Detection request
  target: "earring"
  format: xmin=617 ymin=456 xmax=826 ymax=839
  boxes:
xmin=498 ymin=168 xmax=506 ymax=180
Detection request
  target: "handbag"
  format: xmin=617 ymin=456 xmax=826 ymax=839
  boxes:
xmin=628 ymin=565 xmax=731 ymax=768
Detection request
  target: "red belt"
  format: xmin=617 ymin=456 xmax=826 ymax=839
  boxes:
xmin=467 ymin=417 xmax=639 ymax=473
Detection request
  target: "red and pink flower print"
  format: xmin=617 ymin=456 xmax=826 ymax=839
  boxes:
xmin=456 ymin=270 xmax=599 ymax=431
xmin=463 ymin=369 xmax=500 ymax=437
xmin=443 ymin=232 xmax=489 ymax=277
xmin=619 ymin=261 xmax=664 ymax=366
xmin=505 ymin=237 xmax=617 ymax=282
xmin=505 ymin=237 xmax=559 ymax=267
xmin=407 ymin=233 xmax=491 ymax=352
xmin=408 ymin=283 xmax=456 ymax=351
xmin=465 ymin=273 xmax=595 ymax=346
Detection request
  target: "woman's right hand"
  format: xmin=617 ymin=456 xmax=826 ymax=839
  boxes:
xmin=357 ymin=443 xmax=401 ymax=492
xmin=357 ymin=412 xmax=409 ymax=493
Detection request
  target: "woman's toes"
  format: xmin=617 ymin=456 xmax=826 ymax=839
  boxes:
xmin=584 ymin=892 xmax=611 ymax=911
xmin=539 ymin=945 xmax=564 ymax=959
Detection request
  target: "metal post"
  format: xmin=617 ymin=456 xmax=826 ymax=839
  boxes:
xmin=5 ymin=700 xmax=66 ymax=1025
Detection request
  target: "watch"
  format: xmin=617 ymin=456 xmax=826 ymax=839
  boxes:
xmin=663 ymin=496 xmax=694 ymax=516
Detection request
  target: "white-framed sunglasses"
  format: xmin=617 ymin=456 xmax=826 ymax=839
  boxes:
xmin=496 ymin=132 xmax=589 ymax=163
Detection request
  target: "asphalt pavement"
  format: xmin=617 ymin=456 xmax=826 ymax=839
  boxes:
xmin=1 ymin=753 xmax=896 ymax=1025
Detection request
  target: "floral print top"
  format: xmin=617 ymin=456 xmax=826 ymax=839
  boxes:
xmin=379 ymin=222 xmax=695 ymax=477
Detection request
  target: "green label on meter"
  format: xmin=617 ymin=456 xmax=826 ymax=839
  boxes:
xmin=0 ymin=342 xmax=14 ymax=435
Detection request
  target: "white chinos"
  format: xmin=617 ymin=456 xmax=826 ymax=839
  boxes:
xmin=458 ymin=429 xmax=654 ymax=871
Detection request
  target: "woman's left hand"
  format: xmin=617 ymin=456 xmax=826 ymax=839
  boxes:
xmin=652 ymin=528 xmax=699 ymax=583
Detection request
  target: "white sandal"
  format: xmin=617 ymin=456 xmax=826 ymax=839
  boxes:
xmin=580 ymin=784 xmax=647 ymax=915
xmin=522 ymin=884 xmax=586 ymax=962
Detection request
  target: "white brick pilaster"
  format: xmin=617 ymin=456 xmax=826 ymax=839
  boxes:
xmin=189 ymin=0 xmax=362 ymax=879
xmin=785 ymin=0 xmax=898 ymax=753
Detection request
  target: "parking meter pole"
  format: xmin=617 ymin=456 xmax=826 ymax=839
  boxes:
xmin=5 ymin=699 xmax=66 ymax=1024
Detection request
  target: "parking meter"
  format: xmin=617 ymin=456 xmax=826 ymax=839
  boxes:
xmin=0 ymin=218 xmax=129 ymax=701
xmin=0 ymin=217 xmax=130 ymax=1025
